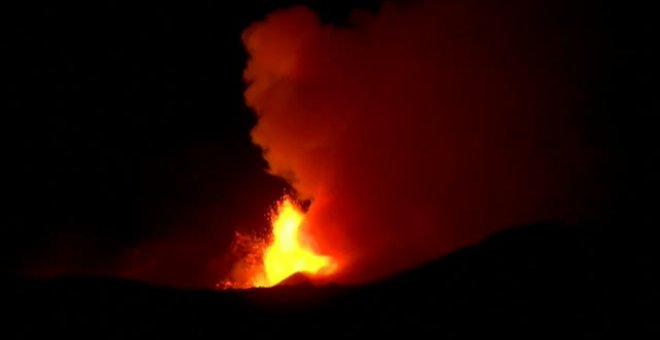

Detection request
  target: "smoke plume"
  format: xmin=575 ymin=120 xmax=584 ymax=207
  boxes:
xmin=243 ymin=0 xmax=601 ymax=283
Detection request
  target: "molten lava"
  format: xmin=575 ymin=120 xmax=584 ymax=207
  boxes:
xmin=223 ymin=196 xmax=336 ymax=288
xmin=258 ymin=198 xmax=336 ymax=286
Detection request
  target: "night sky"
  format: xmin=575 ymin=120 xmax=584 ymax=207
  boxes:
xmin=2 ymin=0 xmax=654 ymax=288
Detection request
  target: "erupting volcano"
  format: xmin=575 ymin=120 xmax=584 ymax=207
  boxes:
xmin=220 ymin=0 xmax=602 ymax=288
xmin=222 ymin=196 xmax=336 ymax=288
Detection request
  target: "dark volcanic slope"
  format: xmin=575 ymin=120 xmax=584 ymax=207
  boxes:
xmin=4 ymin=222 xmax=651 ymax=338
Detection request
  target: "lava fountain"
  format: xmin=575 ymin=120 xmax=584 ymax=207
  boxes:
xmin=221 ymin=196 xmax=337 ymax=288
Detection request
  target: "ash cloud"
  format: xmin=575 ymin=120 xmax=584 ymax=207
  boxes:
xmin=243 ymin=0 xmax=604 ymax=283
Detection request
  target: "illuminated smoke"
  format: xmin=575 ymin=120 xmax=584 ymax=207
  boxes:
xmin=243 ymin=0 xmax=601 ymax=283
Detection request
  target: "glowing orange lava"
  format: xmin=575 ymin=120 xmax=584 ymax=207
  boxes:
xmin=252 ymin=198 xmax=336 ymax=287
xmin=222 ymin=196 xmax=336 ymax=289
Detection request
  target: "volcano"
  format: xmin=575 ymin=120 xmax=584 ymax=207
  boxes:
xmin=2 ymin=0 xmax=652 ymax=338
xmin=4 ymin=221 xmax=650 ymax=338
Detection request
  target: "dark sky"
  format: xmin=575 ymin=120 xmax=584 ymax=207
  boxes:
xmin=1 ymin=0 xmax=654 ymax=287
